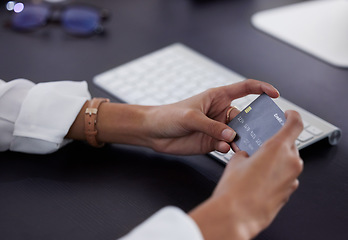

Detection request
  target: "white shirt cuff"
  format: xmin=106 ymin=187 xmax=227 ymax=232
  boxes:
xmin=11 ymin=80 xmax=91 ymax=154
xmin=120 ymin=206 xmax=204 ymax=240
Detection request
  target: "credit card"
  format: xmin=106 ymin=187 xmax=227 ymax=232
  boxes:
xmin=228 ymin=93 xmax=285 ymax=156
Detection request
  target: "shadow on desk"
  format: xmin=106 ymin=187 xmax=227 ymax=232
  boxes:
xmin=0 ymin=142 xmax=216 ymax=240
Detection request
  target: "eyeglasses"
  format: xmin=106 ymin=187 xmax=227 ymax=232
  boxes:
xmin=6 ymin=2 xmax=109 ymax=37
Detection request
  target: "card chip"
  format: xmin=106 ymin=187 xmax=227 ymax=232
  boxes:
xmin=228 ymin=93 xmax=285 ymax=156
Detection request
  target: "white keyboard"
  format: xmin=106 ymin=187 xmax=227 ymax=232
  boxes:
xmin=94 ymin=43 xmax=341 ymax=164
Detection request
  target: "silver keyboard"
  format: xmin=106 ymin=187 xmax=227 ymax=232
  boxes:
xmin=94 ymin=43 xmax=341 ymax=164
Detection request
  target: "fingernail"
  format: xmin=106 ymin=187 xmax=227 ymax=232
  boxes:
xmin=275 ymin=89 xmax=280 ymax=97
xmin=265 ymin=85 xmax=280 ymax=97
xmin=222 ymin=129 xmax=236 ymax=142
xmin=273 ymin=87 xmax=280 ymax=97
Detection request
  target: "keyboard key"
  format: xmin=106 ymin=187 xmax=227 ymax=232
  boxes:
xmin=302 ymin=120 xmax=310 ymax=128
xmin=298 ymin=130 xmax=314 ymax=142
xmin=223 ymin=150 xmax=235 ymax=161
xmin=141 ymin=98 xmax=162 ymax=106
xmin=306 ymin=126 xmax=323 ymax=135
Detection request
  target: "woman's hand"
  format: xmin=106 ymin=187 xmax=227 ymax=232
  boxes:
xmin=189 ymin=110 xmax=304 ymax=240
xmin=67 ymin=79 xmax=278 ymax=155
xmin=145 ymin=79 xmax=279 ymax=155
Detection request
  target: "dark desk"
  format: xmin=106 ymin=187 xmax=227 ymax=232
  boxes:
xmin=1 ymin=0 xmax=347 ymax=239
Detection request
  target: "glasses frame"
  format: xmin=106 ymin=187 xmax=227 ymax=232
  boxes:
xmin=4 ymin=1 xmax=110 ymax=37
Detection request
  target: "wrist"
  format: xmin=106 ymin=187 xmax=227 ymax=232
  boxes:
xmin=96 ymin=103 xmax=154 ymax=147
xmin=141 ymin=105 xmax=165 ymax=150
xmin=84 ymin=98 xmax=110 ymax=147
xmin=66 ymin=101 xmax=156 ymax=148
xmin=141 ymin=105 xmax=186 ymax=152
xmin=189 ymin=195 xmax=256 ymax=240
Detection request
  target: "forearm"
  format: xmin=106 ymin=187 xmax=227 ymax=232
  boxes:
xmin=189 ymin=197 xmax=252 ymax=240
xmin=66 ymin=100 xmax=154 ymax=148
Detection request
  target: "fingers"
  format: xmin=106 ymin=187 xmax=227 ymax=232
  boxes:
xmin=215 ymin=141 xmax=233 ymax=153
xmin=231 ymin=142 xmax=241 ymax=153
xmin=222 ymin=79 xmax=280 ymax=100
xmin=292 ymin=179 xmax=300 ymax=191
xmin=226 ymin=106 xmax=240 ymax=123
xmin=283 ymin=179 xmax=300 ymax=204
xmin=228 ymin=150 xmax=248 ymax=164
xmin=187 ymin=111 xmax=237 ymax=142
xmin=273 ymin=110 xmax=304 ymax=145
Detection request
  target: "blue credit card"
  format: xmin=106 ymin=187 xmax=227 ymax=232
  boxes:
xmin=228 ymin=93 xmax=285 ymax=156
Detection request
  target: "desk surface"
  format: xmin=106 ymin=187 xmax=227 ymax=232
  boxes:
xmin=1 ymin=0 xmax=347 ymax=239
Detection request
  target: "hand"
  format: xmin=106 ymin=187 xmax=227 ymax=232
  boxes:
xmin=189 ymin=110 xmax=304 ymax=240
xmin=145 ymin=79 xmax=279 ymax=155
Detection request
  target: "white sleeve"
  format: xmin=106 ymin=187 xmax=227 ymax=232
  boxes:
xmin=119 ymin=206 xmax=204 ymax=240
xmin=0 ymin=79 xmax=91 ymax=154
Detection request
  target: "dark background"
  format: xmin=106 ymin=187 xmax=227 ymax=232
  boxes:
xmin=0 ymin=0 xmax=347 ymax=239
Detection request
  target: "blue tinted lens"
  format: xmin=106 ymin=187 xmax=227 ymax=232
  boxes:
xmin=11 ymin=5 xmax=50 ymax=30
xmin=61 ymin=7 xmax=100 ymax=35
